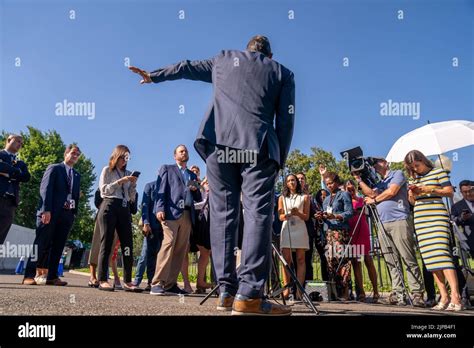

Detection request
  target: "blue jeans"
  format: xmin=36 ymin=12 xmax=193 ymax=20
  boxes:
xmin=134 ymin=229 xmax=163 ymax=286
xmin=133 ymin=238 xmax=148 ymax=286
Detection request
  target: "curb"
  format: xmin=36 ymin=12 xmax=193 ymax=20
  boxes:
xmin=68 ymin=270 xmax=91 ymax=277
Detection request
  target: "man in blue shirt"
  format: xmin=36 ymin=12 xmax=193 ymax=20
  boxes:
xmin=354 ymin=157 xmax=425 ymax=307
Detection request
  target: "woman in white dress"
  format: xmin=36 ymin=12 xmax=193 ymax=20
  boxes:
xmin=278 ymin=174 xmax=310 ymax=299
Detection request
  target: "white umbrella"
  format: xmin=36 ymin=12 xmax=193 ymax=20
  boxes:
xmin=386 ymin=120 xmax=474 ymax=162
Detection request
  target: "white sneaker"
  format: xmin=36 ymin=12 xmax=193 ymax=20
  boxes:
xmin=34 ymin=275 xmax=47 ymax=285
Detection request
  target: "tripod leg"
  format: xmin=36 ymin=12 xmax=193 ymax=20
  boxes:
xmin=199 ymin=283 xmax=220 ymax=306
xmin=368 ymin=205 xmax=414 ymax=306
xmin=285 ymin=260 xmax=319 ymax=314
xmin=272 ymin=244 xmax=319 ymax=314
xmin=268 ymin=252 xmax=292 ymax=304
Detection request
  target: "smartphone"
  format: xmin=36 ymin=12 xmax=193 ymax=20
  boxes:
xmin=189 ymin=180 xmax=200 ymax=188
xmin=462 ymin=209 xmax=470 ymax=214
xmin=131 ymin=171 xmax=141 ymax=178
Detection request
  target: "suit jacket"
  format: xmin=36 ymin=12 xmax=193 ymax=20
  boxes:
xmin=451 ymin=199 xmax=474 ymax=252
xmin=150 ymin=50 xmax=295 ymax=168
xmin=0 ymin=150 xmax=30 ymax=206
xmin=153 ymin=164 xmax=202 ymax=223
xmin=37 ymin=163 xmax=81 ymax=217
xmin=141 ymin=180 xmax=161 ymax=231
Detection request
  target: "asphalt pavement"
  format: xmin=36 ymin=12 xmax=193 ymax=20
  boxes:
xmin=0 ymin=271 xmax=472 ymax=316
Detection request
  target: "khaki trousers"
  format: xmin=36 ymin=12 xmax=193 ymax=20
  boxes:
xmin=151 ymin=211 xmax=192 ymax=289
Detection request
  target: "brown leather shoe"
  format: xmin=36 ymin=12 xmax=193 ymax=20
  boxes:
xmin=46 ymin=278 xmax=68 ymax=286
xmin=231 ymin=296 xmax=292 ymax=316
xmin=216 ymin=293 xmax=235 ymax=311
xmin=22 ymin=278 xmax=36 ymax=285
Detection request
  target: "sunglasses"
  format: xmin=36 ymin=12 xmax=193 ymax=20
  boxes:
xmin=120 ymin=153 xmax=131 ymax=162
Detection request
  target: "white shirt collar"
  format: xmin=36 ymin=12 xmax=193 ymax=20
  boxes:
xmin=177 ymin=163 xmax=187 ymax=171
xmin=63 ymin=162 xmax=72 ymax=172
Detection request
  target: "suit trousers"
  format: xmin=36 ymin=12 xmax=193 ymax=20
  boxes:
xmin=88 ymin=215 xmax=118 ymax=266
xmin=97 ymin=198 xmax=134 ymax=283
xmin=206 ymin=145 xmax=279 ymax=299
xmin=24 ymin=209 xmax=74 ymax=280
xmin=0 ymin=196 xmax=16 ymax=244
xmin=151 ymin=210 xmax=192 ymax=289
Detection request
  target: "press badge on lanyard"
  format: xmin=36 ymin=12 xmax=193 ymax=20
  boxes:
xmin=327 ymin=192 xmax=336 ymax=215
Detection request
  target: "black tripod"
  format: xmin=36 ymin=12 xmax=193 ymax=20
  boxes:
xmin=332 ymin=201 xmax=414 ymax=306
xmin=199 ymin=244 xmax=319 ymax=314
xmin=367 ymin=203 xmax=414 ymax=306
xmin=273 ymin=192 xmax=320 ymax=314
xmin=267 ymin=243 xmax=319 ymax=314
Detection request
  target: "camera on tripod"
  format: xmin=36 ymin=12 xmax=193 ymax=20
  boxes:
xmin=340 ymin=146 xmax=380 ymax=189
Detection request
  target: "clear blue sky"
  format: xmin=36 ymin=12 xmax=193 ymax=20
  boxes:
xmin=1 ymin=0 xmax=473 ymax=202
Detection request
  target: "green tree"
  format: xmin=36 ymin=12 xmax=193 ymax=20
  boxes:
xmin=283 ymin=147 xmax=351 ymax=194
xmin=132 ymin=208 xmax=144 ymax=258
xmin=0 ymin=126 xmax=96 ymax=242
xmin=390 ymin=161 xmax=406 ymax=173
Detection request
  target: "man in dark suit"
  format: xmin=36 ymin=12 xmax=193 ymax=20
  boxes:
xmin=23 ymin=145 xmax=82 ymax=286
xmin=138 ymin=179 xmax=164 ymax=291
xmin=130 ymin=35 xmax=295 ymax=315
xmin=452 ymin=180 xmax=474 ymax=257
xmin=149 ymin=145 xmax=202 ymax=295
xmin=0 ymin=134 xmax=30 ymax=244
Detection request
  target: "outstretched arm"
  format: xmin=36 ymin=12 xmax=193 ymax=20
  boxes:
xmin=129 ymin=58 xmax=214 ymax=85
xmin=128 ymin=66 xmax=152 ymax=84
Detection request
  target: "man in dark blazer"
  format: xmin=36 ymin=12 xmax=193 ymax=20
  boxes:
xmin=452 ymin=180 xmax=474 ymax=257
xmin=130 ymin=35 xmax=295 ymax=315
xmin=23 ymin=145 xmax=82 ymax=286
xmin=149 ymin=145 xmax=202 ymax=295
xmin=138 ymin=179 xmax=164 ymax=290
xmin=0 ymin=134 xmax=30 ymax=244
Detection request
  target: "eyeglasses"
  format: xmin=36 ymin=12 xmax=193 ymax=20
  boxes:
xmin=120 ymin=154 xmax=131 ymax=162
